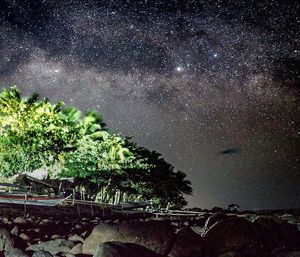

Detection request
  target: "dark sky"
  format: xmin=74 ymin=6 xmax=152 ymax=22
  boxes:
xmin=0 ymin=0 xmax=299 ymax=210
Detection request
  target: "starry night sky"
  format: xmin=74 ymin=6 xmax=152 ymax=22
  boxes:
xmin=0 ymin=0 xmax=299 ymax=210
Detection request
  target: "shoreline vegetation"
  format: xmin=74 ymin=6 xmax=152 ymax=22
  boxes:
xmin=0 ymin=86 xmax=192 ymax=209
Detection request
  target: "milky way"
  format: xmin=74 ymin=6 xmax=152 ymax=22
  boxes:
xmin=0 ymin=0 xmax=299 ymax=209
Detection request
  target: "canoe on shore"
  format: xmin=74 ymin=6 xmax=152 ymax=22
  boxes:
xmin=0 ymin=193 xmax=71 ymax=207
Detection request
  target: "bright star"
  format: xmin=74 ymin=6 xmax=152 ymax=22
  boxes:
xmin=176 ymin=66 xmax=184 ymax=72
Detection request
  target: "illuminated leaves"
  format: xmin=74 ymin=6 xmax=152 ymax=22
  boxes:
xmin=0 ymin=86 xmax=191 ymax=207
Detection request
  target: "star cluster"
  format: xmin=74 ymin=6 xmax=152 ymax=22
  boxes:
xmin=0 ymin=0 xmax=299 ymax=209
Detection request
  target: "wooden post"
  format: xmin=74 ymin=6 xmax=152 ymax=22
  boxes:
xmin=24 ymin=194 xmax=27 ymax=217
xmin=73 ymin=189 xmax=75 ymax=205
xmin=90 ymin=202 xmax=94 ymax=217
xmin=58 ymin=181 xmax=62 ymax=195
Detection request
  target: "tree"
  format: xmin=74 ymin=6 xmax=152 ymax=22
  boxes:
xmin=59 ymin=132 xmax=148 ymax=202
xmin=81 ymin=110 xmax=107 ymax=136
xmin=0 ymin=86 xmax=80 ymax=175
xmin=125 ymin=144 xmax=193 ymax=208
xmin=0 ymin=86 xmax=192 ymax=207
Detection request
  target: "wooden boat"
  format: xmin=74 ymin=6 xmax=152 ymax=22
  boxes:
xmin=0 ymin=183 xmax=71 ymax=207
xmin=0 ymin=182 xmax=148 ymax=209
xmin=0 ymin=193 xmax=71 ymax=207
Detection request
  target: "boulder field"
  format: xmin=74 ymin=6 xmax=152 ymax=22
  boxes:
xmin=0 ymin=211 xmax=300 ymax=257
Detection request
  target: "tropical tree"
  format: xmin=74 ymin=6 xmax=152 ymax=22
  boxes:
xmin=0 ymin=86 xmax=80 ymax=175
xmin=125 ymin=144 xmax=193 ymax=208
xmin=59 ymin=132 xmax=148 ymax=202
xmin=0 ymin=86 xmax=192 ymax=207
xmin=80 ymin=110 xmax=107 ymax=136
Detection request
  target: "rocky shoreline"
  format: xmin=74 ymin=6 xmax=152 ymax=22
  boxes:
xmin=0 ymin=207 xmax=300 ymax=257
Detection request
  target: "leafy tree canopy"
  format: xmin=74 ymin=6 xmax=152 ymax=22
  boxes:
xmin=0 ymin=86 xmax=192 ymax=208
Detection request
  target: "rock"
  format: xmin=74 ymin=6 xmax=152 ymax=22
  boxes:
xmin=10 ymin=226 xmax=18 ymax=236
xmin=13 ymin=217 xmax=27 ymax=224
xmin=64 ymin=254 xmax=75 ymax=257
xmin=33 ymin=228 xmax=41 ymax=233
xmin=26 ymin=217 xmax=34 ymax=223
xmin=75 ymin=224 xmax=82 ymax=229
xmin=168 ymin=227 xmax=204 ymax=257
xmin=203 ymin=212 xmax=228 ymax=233
xmin=254 ymin=216 xmax=300 ymax=251
xmin=19 ymin=233 xmax=31 ymax=241
xmin=190 ymin=226 xmax=204 ymax=235
xmin=192 ymin=216 xmax=207 ymax=227
xmin=69 ymin=243 xmax=82 ymax=255
xmin=271 ymin=249 xmax=300 ymax=257
xmin=241 ymin=214 xmax=258 ymax=222
xmin=26 ymin=239 xmax=74 ymax=255
xmin=42 ymin=219 xmax=52 ymax=224
xmin=32 ymin=251 xmax=53 ymax=257
xmin=254 ymin=216 xmax=282 ymax=251
xmin=82 ymin=221 xmax=174 ymax=255
xmin=68 ymin=234 xmax=84 ymax=243
xmin=217 ymin=252 xmax=241 ymax=257
xmin=281 ymin=214 xmax=294 ymax=219
xmin=0 ymin=228 xmax=14 ymax=250
xmin=204 ymin=217 xmax=264 ymax=257
xmin=93 ymin=242 xmax=164 ymax=257
xmin=81 ymin=231 xmax=88 ymax=238
xmin=51 ymin=234 xmax=62 ymax=240
xmin=2 ymin=217 xmax=10 ymax=224
xmin=4 ymin=248 xmax=28 ymax=257
xmin=283 ymin=253 xmax=300 ymax=257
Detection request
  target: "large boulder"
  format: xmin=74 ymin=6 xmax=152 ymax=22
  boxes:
xmin=68 ymin=234 xmax=84 ymax=243
xmin=93 ymin=242 xmax=164 ymax=257
xmin=168 ymin=227 xmax=204 ymax=257
xmin=254 ymin=216 xmax=300 ymax=251
xmin=4 ymin=248 xmax=28 ymax=257
xmin=203 ymin=213 xmax=228 ymax=233
xmin=69 ymin=243 xmax=83 ymax=255
xmin=204 ymin=217 xmax=265 ymax=257
xmin=82 ymin=221 xmax=174 ymax=255
xmin=32 ymin=251 xmax=53 ymax=257
xmin=0 ymin=228 xmax=14 ymax=251
xmin=26 ymin=239 xmax=74 ymax=255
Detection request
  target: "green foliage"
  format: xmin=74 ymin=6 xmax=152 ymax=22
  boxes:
xmin=0 ymin=86 xmax=192 ymax=207
xmin=0 ymin=86 xmax=80 ymax=175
